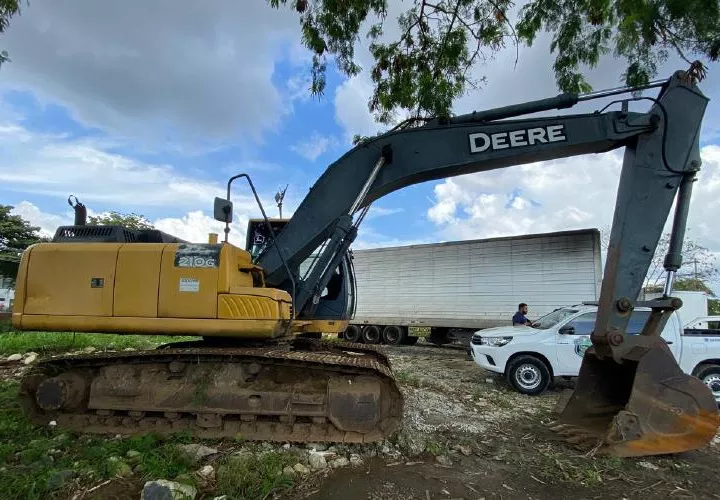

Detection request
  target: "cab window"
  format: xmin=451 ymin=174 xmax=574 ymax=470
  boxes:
xmin=562 ymin=312 xmax=596 ymax=335
xmin=626 ymin=310 xmax=651 ymax=335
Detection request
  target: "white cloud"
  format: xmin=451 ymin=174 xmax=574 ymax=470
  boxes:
xmin=0 ymin=0 xmax=309 ymax=146
xmin=423 ymin=149 xmax=620 ymax=239
xmin=0 ymin=122 xmax=262 ymax=213
xmin=290 ymin=132 xmax=338 ymax=161
xmin=352 ymin=223 xmax=438 ymax=250
xmin=154 ymin=211 xmax=249 ymax=246
xmin=364 ymin=206 xmax=404 ymax=221
xmin=330 ymin=5 xmax=720 ymax=146
xmin=424 ymin=145 xmax=720 ymax=290
xmin=13 ymin=201 xmax=251 ymax=247
xmin=10 ymin=201 xmax=73 ymax=238
xmin=333 ymin=76 xmax=381 ymax=144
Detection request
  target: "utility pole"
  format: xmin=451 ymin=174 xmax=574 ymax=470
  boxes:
xmin=275 ymin=185 xmax=288 ymax=219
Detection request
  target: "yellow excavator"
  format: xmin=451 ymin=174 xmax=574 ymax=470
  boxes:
xmin=10 ymin=65 xmax=720 ymax=456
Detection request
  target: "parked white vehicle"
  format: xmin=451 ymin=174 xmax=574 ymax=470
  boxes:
xmin=0 ymin=287 xmax=14 ymax=312
xmin=469 ymin=302 xmax=720 ymax=401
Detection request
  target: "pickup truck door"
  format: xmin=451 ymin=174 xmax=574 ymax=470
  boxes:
xmin=621 ymin=310 xmax=681 ymax=359
xmin=555 ymin=312 xmax=597 ymax=375
xmin=556 ymin=310 xmax=681 ymax=375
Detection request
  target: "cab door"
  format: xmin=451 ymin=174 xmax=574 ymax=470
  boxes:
xmin=555 ymin=312 xmax=597 ymax=375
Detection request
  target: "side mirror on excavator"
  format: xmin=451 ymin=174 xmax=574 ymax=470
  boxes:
xmin=214 ymin=197 xmax=233 ymax=223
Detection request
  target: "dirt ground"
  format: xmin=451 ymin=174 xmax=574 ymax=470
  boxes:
xmin=3 ymin=341 xmax=720 ymax=500
xmin=286 ymin=343 xmax=720 ymax=500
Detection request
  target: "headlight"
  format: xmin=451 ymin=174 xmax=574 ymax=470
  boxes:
xmin=479 ymin=336 xmax=513 ymax=347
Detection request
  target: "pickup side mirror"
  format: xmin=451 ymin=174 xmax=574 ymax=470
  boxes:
xmin=214 ymin=197 xmax=233 ymax=223
xmin=559 ymin=325 xmax=575 ymax=335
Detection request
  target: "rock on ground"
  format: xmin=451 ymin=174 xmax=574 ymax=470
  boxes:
xmin=7 ymin=354 xmax=22 ymax=362
xmin=126 ymin=450 xmax=142 ymax=463
xmin=329 ymin=457 xmax=350 ymax=469
xmin=453 ymin=444 xmax=472 ymax=457
xmin=23 ymin=353 xmax=38 ymax=365
xmin=140 ymin=480 xmax=197 ymax=500
xmin=396 ymin=429 xmax=427 ymax=457
xmin=177 ymin=444 xmax=218 ymax=461
xmin=196 ymin=465 xmax=215 ymax=482
xmin=293 ymin=463 xmax=311 ymax=475
xmin=435 ymin=455 xmax=452 ymax=466
xmin=309 ymin=452 xmax=327 ymax=470
xmin=307 ymin=443 xmax=329 ymax=451
xmin=282 ymin=466 xmax=296 ymax=477
xmin=349 ymin=454 xmax=364 ymax=467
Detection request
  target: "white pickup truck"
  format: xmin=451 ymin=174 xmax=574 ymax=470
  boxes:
xmin=469 ymin=302 xmax=720 ymax=401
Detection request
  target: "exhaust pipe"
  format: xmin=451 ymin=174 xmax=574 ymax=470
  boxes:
xmin=68 ymin=195 xmax=87 ymax=226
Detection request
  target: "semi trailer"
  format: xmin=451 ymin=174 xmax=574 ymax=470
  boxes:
xmin=342 ymin=228 xmax=603 ymax=346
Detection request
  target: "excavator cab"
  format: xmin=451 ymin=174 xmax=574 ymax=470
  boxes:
xmin=245 ymin=218 xmax=289 ymax=260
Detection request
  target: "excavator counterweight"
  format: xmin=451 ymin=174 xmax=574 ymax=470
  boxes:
xmin=10 ymin=65 xmax=720 ymax=454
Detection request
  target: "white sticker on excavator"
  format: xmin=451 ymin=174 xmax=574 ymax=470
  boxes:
xmin=179 ymin=277 xmax=200 ymax=293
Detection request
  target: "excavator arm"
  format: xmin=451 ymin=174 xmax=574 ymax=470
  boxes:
xmin=259 ymin=70 xmax=702 ymax=334
xmin=244 ymin=67 xmax=719 ymax=456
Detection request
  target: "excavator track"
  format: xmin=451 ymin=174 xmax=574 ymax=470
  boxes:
xmin=18 ymin=340 xmax=404 ymax=444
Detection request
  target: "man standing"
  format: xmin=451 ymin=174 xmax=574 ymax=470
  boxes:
xmin=512 ymin=303 xmax=532 ymax=326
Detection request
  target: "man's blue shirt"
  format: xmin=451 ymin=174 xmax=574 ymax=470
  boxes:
xmin=512 ymin=312 xmax=528 ymax=325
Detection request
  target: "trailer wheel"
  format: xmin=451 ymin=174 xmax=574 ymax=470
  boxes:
xmin=382 ymin=326 xmax=406 ymax=345
xmin=343 ymin=325 xmax=361 ymax=343
xmin=362 ymin=325 xmax=382 ymax=344
xmin=506 ymin=355 xmax=551 ymax=395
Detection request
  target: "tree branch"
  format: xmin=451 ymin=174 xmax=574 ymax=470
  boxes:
xmin=485 ymin=0 xmax=519 ymax=68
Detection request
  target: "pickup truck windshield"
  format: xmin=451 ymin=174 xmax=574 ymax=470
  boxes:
xmin=533 ymin=308 xmax=578 ymax=329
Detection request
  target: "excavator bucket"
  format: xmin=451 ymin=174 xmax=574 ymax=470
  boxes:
xmin=553 ymin=340 xmax=720 ymax=457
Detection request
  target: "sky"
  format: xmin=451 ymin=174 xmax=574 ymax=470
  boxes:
xmin=1 ymin=1 xmax=719 ymax=294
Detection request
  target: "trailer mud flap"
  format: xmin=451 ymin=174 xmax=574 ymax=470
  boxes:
xmin=552 ymin=342 xmax=720 ymax=457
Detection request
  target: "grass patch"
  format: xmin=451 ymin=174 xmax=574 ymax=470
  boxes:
xmin=0 ymin=380 xmax=207 ymax=500
xmin=216 ymin=448 xmax=299 ymax=499
xmin=0 ymin=319 xmax=198 ymax=356
xmin=536 ymin=449 xmax=626 ymax=487
xmin=425 ymin=440 xmax=445 ymax=456
xmin=394 ymin=370 xmax=420 ymax=387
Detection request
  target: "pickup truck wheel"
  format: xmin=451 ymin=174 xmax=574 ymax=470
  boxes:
xmin=696 ymin=364 xmax=720 ymax=404
xmin=382 ymin=326 xmax=406 ymax=345
xmin=343 ymin=325 xmax=361 ymax=343
xmin=362 ymin=325 xmax=382 ymax=344
xmin=506 ymin=355 xmax=551 ymax=395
